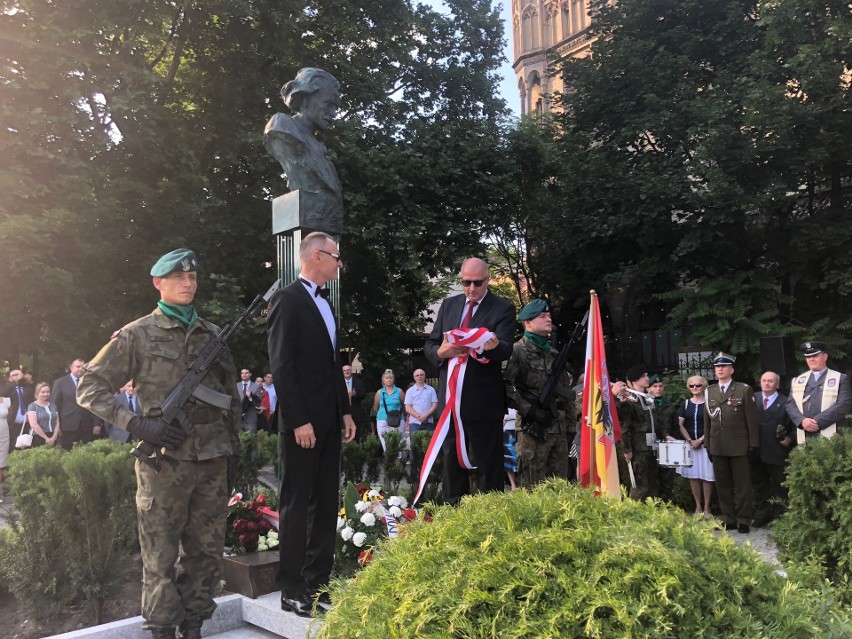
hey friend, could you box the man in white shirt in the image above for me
[405,369,438,433]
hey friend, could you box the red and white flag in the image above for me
[579,291,622,499]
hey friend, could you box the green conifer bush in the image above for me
[0,440,137,623]
[772,432,852,604]
[317,480,851,638]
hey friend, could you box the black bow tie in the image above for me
[300,278,330,299]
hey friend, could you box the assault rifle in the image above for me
[525,309,590,439]
[132,279,281,471]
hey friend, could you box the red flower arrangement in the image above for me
[226,492,278,554]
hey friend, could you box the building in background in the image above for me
[511,0,594,115]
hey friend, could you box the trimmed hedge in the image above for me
[317,480,851,638]
[0,440,137,623]
[773,431,852,603]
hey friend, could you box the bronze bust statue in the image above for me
[264,68,343,234]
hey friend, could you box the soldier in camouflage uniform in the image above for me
[78,249,241,639]
[614,365,669,500]
[504,299,572,488]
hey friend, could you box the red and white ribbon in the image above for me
[413,327,494,504]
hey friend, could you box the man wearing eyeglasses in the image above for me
[425,257,516,505]
[267,231,357,617]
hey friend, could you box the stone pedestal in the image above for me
[222,552,279,599]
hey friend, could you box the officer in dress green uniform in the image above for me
[504,299,572,488]
[703,352,758,534]
[77,249,241,639]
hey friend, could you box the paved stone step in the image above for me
[240,592,314,639]
[42,592,318,639]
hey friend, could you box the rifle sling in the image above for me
[192,384,233,410]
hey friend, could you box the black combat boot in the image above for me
[178,616,203,639]
[150,628,176,639]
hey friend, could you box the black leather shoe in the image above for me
[752,517,770,528]
[281,592,313,618]
[312,590,332,613]
[737,524,750,534]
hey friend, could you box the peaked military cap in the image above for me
[801,341,827,357]
[150,249,197,277]
[518,299,549,321]
[713,352,736,366]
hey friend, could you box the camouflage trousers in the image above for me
[627,450,659,500]
[136,455,228,629]
[517,430,570,488]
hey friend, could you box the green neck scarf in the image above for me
[524,331,552,351]
[158,301,198,330]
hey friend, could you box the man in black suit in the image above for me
[425,257,516,505]
[268,231,356,617]
[110,381,142,442]
[752,371,795,527]
[342,364,368,439]
[52,358,100,450]
[2,369,34,454]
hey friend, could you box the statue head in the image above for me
[281,68,341,130]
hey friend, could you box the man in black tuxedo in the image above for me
[752,371,795,527]
[52,358,100,450]
[342,364,368,439]
[268,231,356,617]
[2,369,34,454]
[425,257,516,504]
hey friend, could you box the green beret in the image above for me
[518,299,549,321]
[648,374,662,385]
[150,248,197,277]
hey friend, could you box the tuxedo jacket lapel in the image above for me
[295,281,335,359]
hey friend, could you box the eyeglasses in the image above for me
[461,279,486,287]
[688,383,705,388]
[318,249,342,263]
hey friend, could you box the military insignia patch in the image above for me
[797,376,806,383]
[181,258,191,271]
[828,378,837,388]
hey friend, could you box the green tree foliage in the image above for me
[500,0,851,361]
[317,480,852,638]
[0,0,510,375]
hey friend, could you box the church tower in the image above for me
[511,0,595,115]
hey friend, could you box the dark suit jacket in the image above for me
[424,290,516,423]
[756,393,795,466]
[109,391,142,442]
[346,376,368,424]
[704,381,759,457]
[267,280,350,433]
[1,381,34,430]
[51,374,94,434]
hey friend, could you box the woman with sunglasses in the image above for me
[677,375,715,516]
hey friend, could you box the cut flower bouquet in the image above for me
[226,492,279,554]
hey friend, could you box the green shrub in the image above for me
[233,430,266,496]
[0,440,137,624]
[318,480,852,638]
[773,432,852,603]
[256,430,279,475]
[340,436,384,486]
[409,429,442,503]
[379,429,406,494]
